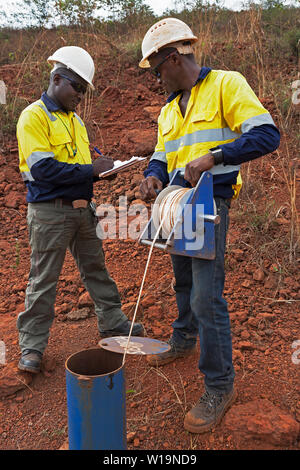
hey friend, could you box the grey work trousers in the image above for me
[17,201,127,353]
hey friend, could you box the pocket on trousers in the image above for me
[31,212,65,252]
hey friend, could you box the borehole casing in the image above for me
[65,347,126,450]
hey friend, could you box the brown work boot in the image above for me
[18,349,43,374]
[146,339,196,367]
[184,388,237,433]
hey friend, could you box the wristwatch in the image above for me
[210,148,223,165]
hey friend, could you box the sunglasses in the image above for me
[151,51,177,78]
[59,74,87,95]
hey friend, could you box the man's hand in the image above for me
[184,153,214,187]
[92,156,114,177]
[139,176,163,200]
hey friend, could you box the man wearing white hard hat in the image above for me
[139,18,280,433]
[17,46,144,374]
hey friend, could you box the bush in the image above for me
[125,39,142,64]
[283,28,300,56]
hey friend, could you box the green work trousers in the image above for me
[17,201,127,354]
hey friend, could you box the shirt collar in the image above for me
[41,91,64,113]
[166,67,212,103]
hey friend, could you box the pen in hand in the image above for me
[94,146,103,156]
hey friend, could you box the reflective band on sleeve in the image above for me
[21,171,35,182]
[150,151,167,163]
[169,163,240,180]
[26,151,55,169]
[241,113,275,133]
[165,127,241,154]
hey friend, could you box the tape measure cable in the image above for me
[122,187,191,365]
[121,204,169,365]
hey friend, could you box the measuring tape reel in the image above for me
[140,171,219,259]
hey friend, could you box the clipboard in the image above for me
[99,156,147,178]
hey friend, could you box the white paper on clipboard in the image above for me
[99,156,147,178]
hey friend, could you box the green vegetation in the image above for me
[0,0,299,265]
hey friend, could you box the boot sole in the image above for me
[18,363,41,374]
[184,390,237,434]
[146,347,196,367]
[99,329,145,339]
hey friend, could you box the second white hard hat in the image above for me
[139,18,198,68]
[48,46,95,89]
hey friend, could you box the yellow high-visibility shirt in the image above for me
[18,98,91,183]
[151,70,275,198]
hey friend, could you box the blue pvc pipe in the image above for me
[65,348,126,450]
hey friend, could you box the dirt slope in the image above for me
[0,56,299,451]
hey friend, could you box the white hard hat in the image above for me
[139,18,198,68]
[48,46,95,89]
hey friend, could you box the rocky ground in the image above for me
[0,53,299,451]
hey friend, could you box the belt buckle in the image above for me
[72,199,88,209]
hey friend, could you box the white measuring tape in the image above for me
[121,186,192,365]
[154,187,191,237]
